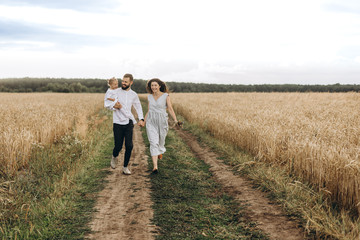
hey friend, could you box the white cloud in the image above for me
[0,0,360,84]
[355,56,360,64]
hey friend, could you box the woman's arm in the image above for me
[144,101,149,123]
[166,95,177,122]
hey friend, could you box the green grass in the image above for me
[140,100,268,240]
[0,109,114,239]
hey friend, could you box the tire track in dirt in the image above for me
[176,128,306,240]
[87,126,156,240]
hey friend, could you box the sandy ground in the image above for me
[176,128,306,240]
[87,126,156,240]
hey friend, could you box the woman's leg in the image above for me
[146,120,161,172]
[158,122,168,155]
[146,122,161,156]
[152,155,158,171]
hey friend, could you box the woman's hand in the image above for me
[138,120,145,127]
[176,120,183,128]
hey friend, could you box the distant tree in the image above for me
[0,78,359,93]
[69,82,83,92]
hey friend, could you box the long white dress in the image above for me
[146,93,169,156]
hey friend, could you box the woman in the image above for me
[144,78,180,174]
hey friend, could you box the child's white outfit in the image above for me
[104,88,118,108]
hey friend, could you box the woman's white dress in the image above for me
[146,93,169,156]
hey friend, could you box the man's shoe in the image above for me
[123,167,131,175]
[110,156,117,169]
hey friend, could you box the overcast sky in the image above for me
[0,0,359,84]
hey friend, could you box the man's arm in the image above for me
[113,102,122,109]
[104,98,117,110]
[133,95,144,123]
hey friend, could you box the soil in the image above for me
[175,128,306,240]
[87,125,157,240]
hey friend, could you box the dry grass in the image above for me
[168,92,360,214]
[0,93,104,177]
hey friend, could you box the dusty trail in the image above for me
[176,128,306,240]
[87,126,156,240]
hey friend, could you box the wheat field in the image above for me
[0,93,104,177]
[170,92,360,212]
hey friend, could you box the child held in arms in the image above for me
[104,77,118,105]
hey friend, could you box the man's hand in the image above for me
[137,120,145,127]
[113,102,122,109]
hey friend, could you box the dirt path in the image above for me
[87,126,156,240]
[176,128,306,240]
[86,123,306,239]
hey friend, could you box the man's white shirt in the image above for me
[104,88,144,125]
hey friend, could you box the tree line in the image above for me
[0,77,359,93]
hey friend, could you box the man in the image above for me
[105,73,144,175]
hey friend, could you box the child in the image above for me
[104,77,118,108]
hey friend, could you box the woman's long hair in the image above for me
[146,78,168,93]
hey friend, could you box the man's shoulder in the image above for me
[129,89,139,95]
[117,88,126,94]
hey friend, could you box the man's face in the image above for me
[121,77,132,90]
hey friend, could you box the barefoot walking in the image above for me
[144,78,181,174]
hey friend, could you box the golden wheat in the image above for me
[0,93,104,177]
[168,92,360,212]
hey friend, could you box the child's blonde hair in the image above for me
[107,77,117,87]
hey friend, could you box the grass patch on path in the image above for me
[140,101,267,240]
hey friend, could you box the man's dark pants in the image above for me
[113,120,134,167]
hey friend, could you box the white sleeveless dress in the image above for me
[146,93,169,156]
